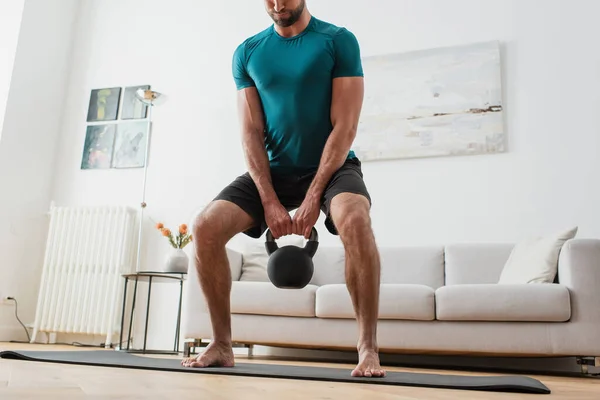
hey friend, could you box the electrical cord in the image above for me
[6,296,129,349]
[6,297,31,343]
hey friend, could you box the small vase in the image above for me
[164,248,189,273]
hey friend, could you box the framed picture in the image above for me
[121,85,150,120]
[81,124,116,169]
[111,121,149,168]
[354,41,505,161]
[87,87,122,122]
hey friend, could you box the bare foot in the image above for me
[352,347,386,378]
[181,342,235,368]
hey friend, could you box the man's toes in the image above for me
[189,361,205,368]
[373,369,385,377]
[351,368,363,377]
[182,358,197,368]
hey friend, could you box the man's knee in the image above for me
[192,211,220,249]
[331,194,372,242]
[192,200,253,248]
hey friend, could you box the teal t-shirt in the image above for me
[232,16,363,175]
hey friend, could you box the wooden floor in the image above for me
[0,343,597,399]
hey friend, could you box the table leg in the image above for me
[127,278,139,351]
[119,277,128,350]
[143,276,153,353]
[174,279,183,352]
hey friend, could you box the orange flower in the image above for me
[161,228,171,237]
[179,224,188,234]
[156,222,164,230]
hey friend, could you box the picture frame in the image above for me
[111,121,150,169]
[81,124,117,169]
[86,87,122,122]
[121,85,150,120]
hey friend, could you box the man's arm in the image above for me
[232,44,293,238]
[238,87,294,238]
[292,28,365,238]
[237,87,278,207]
[304,76,364,202]
[292,76,363,238]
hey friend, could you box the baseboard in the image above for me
[0,328,119,349]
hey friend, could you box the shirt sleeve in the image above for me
[232,43,255,90]
[332,28,364,78]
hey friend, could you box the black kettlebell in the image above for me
[265,227,319,289]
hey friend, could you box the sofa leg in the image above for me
[576,356,600,375]
[183,340,253,358]
[183,341,192,358]
[183,339,203,358]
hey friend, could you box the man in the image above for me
[182,0,385,378]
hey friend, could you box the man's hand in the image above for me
[293,195,321,239]
[264,201,292,239]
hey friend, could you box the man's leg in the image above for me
[329,192,385,377]
[320,158,384,377]
[182,173,263,367]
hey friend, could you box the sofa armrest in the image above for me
[558,239,600,323]
[226,247,243,281]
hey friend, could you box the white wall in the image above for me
[53,0,600,249]
[0,0,80,341]
[10,0,600,350]
[0,0,25,139]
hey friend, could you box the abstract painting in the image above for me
[353,41,505,161]
[121,85,150,120]
[112,121,149,168]
[81,124,116,169]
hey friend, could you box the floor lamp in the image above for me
[134,88,166,272]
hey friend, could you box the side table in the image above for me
[118,271,186,354]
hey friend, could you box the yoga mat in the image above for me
[0,350,550,394]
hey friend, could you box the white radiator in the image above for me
[31,204,138,345]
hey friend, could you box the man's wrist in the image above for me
[305,189,323,204]
[261,194,280,208]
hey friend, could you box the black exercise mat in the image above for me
[0,350,550,394]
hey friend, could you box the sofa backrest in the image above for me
[235,238,516,287]
[444,243,514,285]
[309,246,345,285]
[310,245,445,289]
[379,246,445,288]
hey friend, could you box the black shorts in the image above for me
[213,157,371,238]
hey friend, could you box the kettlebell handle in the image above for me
[265,227,319,257]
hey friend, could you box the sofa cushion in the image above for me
[444,243,514,285]
[238,236,305,282]
[436,284,571,322]
[310,246,445,287]
[498,226,578,284]
[316,284,435,320]
[310,246,346,286]
[379,246,445,288]
[231,282,317,317]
